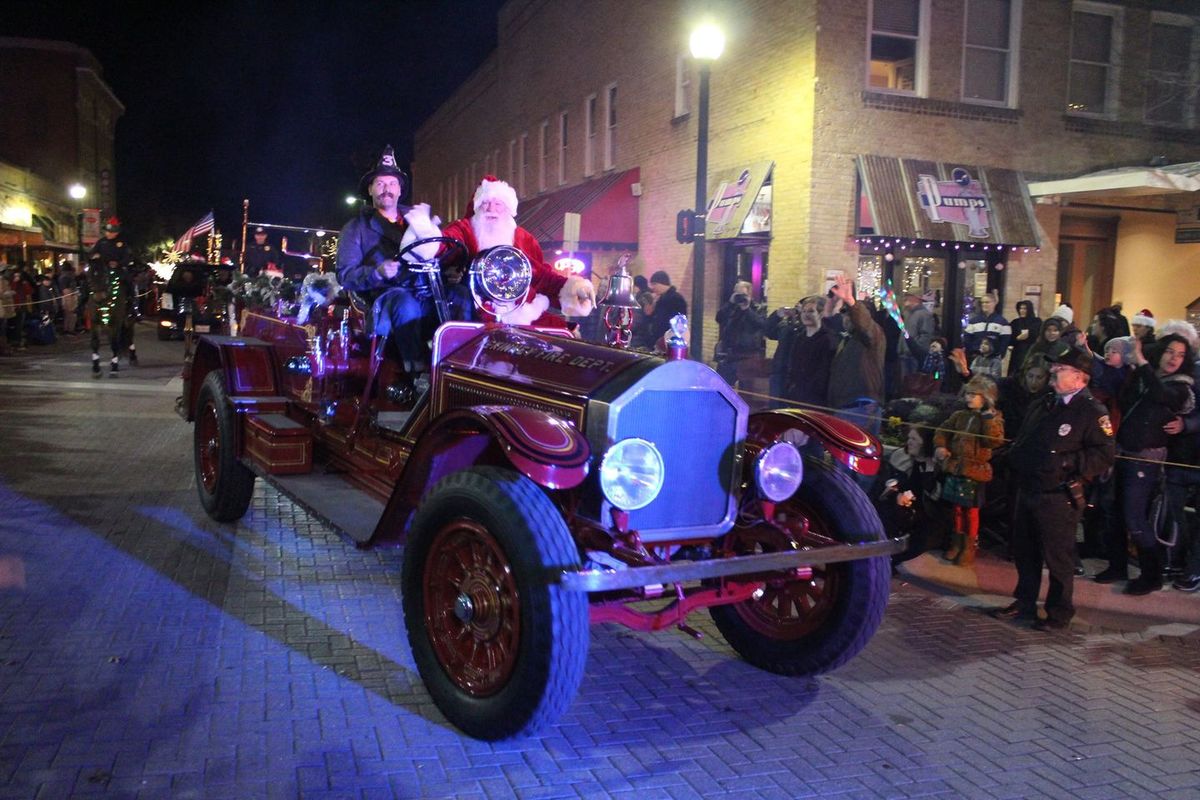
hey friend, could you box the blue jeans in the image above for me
[1166,466,1200,577]
[1116,456,1163,552]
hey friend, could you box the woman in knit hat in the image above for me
[933,375,1005,567]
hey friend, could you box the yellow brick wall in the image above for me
[414,0,1200,351]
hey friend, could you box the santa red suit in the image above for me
[441,176,594,327]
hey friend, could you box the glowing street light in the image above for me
[68,183,87,263]
[345,195,358,206]
[688,20,724,359]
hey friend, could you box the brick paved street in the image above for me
[2,328,1199,799]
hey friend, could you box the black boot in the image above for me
[92,356,101,376]
[128,348,138,365]
[1124,546,1163,596]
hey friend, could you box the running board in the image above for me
[556,536,907,592]
[258,469,384,545]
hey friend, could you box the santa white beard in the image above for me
[472,213,517,251]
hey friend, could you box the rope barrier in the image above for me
[733,386,1200,472]
[8,287,156,308]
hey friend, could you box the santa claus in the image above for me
[441,176,595,326]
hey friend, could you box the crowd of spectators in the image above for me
[0,260,90,353]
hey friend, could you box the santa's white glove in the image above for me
[497,293,549,326]
[559,275,595,317]
[399,203,443,263]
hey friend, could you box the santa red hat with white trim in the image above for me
[1132,308,1156,328]
[472,175,518,216]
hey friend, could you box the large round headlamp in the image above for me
[469,245,532,309]
[599,438,665,511]
[754,441,804,502]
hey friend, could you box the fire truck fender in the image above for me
[745,409,882,477]
[183,336,285,423]
[374,406,591,544]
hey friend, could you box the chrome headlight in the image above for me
[755,441,804,502]
[469,245,532,305]
[599,438,665,511]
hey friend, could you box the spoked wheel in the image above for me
[402,467,587,741]
[193,370,256,522]
[711,457,891,676]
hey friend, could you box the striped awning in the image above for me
[857,155,1040,246]
[516,168,639,249]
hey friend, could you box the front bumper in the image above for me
[557,535,907,592]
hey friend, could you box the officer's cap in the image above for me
[1049,343,1093,376]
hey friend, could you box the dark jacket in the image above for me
[647,286,687,343]
[336,210,411,294]
[1008,315,1041,375]
[1116,364,1195,453]
[714,301,767,360]
[786,325,835,406]
[1007,388,1116,491]
[963,311,1011,357]
[825,301,886,408]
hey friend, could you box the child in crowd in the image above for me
[969,335,1003,380]
[934,375,1005,567]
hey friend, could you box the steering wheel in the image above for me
[395,235,469,271]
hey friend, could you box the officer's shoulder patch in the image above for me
[1098,415,1114,437]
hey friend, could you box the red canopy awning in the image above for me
[516,168,639,250]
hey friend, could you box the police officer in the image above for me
[991,343,1115,630]
[87,216,138,375]
[243,226,276,278]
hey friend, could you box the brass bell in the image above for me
[599,257,640,309]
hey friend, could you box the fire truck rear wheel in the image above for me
[402,467,588,741]
[710,457,890,676]
[193,370,256,522]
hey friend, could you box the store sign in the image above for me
[705,161,773,240]
[1176,206,1200,244]
[916,168,992,238]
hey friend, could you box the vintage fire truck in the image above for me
[180,238,902,740]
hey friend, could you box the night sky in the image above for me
[7,1,506,250]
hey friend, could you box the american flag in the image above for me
[172,212,216,253]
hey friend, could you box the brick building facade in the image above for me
[0,38,123,267]
[414,0,1200,354]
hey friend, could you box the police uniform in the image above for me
[1002,346,1115,627]
[87,219,139,374]
[243,229,275,278]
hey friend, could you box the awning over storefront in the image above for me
[0,224,45,248]
[1027,161,1200,200]
[516,168,639,249]
[857,155,1040,246]
[705,161,773,240]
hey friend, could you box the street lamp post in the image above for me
[689,22,724,359]
[69,183,87,266]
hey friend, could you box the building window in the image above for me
[962,0,1019,106]
[558,111,568,186]
[1145,13,1198,127]
[867,0,929,95]
[674,54,691,118]
[584,93,598,177]
[603,83,617,170]
[538,119,549,192]
[519,133,529,197]
[1067,2,1123,117]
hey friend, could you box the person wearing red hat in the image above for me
[438,176,595,327]
[1131,308,1156,347]
[335,145,451,388]
[86,216,138,375]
